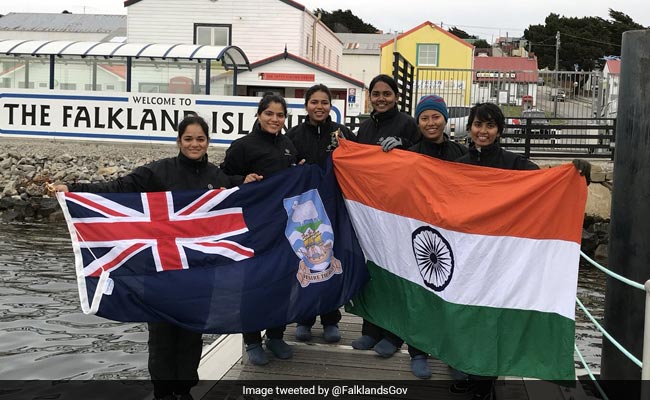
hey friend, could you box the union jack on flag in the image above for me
[58,188,254,316]
[64,188,253,275]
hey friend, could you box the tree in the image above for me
[448,27,475,39]
[473,39,491,49]
[314,8,378,33]
[524,10,644,70]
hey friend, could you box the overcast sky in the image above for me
[0,0,647,41]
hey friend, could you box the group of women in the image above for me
[54,73,590,400]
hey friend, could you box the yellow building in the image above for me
[380,21,474,106]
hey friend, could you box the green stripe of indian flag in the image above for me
[349,261,576,380]
[345,200,580,320]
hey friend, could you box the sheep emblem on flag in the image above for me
[284,189,342,287]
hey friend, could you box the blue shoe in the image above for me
[351,335,377,350]
[295,324,312,341]
[265,338,293,359]
[245,343,269,366]
[373,338,398,358]
[410,355,431,379]
[323,324,341,343]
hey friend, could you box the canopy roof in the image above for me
[0,39,250,70]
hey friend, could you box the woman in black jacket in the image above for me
[453,102,589,399]
[286,84,349,343]
[350,75,420,359]
[221,94,299,366]
[54,114,259,400]
[354,74,420,151]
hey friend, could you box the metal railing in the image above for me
[576,251,649,400]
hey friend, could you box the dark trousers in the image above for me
[243,326,286,345]
[147,322,203,398]
[297,308,342,327]
[407,344,427,358]
[361,319,404,347]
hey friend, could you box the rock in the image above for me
[2,180,17,196]
[97,166,119,176]
[48,210,66,222]
[588,164,605,183]
[585,183,611,219]
[581,228,598,254]
[594,244,609,266]
[25,183,44,197]
[0,158,13,169]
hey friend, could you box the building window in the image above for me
[194,24,231,46]
[60,83,77,90]
[328,49,332,66]
[306,34,311,56]
[417,44,439,66]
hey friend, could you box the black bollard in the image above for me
[600,29,650,394]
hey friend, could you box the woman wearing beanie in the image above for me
[395,94,467,379]
[409,95,468,161]
[354,74,420,151]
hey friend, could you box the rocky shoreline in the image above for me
[0,137,612,264]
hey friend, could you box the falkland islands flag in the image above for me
[333,140,587,381]
[56,160,367,333]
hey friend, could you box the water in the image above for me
[0,221,606,381]
[0,222,150,380]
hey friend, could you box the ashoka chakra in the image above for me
[411,226,454,291]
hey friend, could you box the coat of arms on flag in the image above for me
[284,189,343,287]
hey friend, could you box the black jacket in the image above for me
[286,117,352,166]
[221,124,298,178]
[354,107,420,148]
[409,136,468,162]
[69,152,241,193]
[456,143,539,171]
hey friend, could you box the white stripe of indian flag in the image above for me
[345,199,580,320]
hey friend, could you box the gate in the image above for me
[392,52,415,115]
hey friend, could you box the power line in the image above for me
[560,32,621,47]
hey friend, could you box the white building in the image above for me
[336,33,393,84]
[124,0,364,115]
[0,13,125,42]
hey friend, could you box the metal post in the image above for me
[601,30,650,387]
[553,31,560,117]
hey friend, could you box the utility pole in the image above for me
[554,31,560,72]
[553,31,560,117]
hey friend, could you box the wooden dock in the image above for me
[192,311,593,400]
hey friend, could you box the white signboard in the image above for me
[0,90,345,146]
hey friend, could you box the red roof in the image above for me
[99,64,126,79]
[605,59,620,74]
[250,52,364,88]
[473,56,539,83]
[380,21,473,50]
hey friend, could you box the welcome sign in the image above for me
[0,90,344,146]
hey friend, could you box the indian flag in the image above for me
[333,140,587,381]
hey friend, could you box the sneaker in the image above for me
[373,338,398,358]
[322,324,341,343]
[245,342,269,366]
[410,354,431,379]
[295,324,312,341]
[265,338,293,359]
[351,335,377,350]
